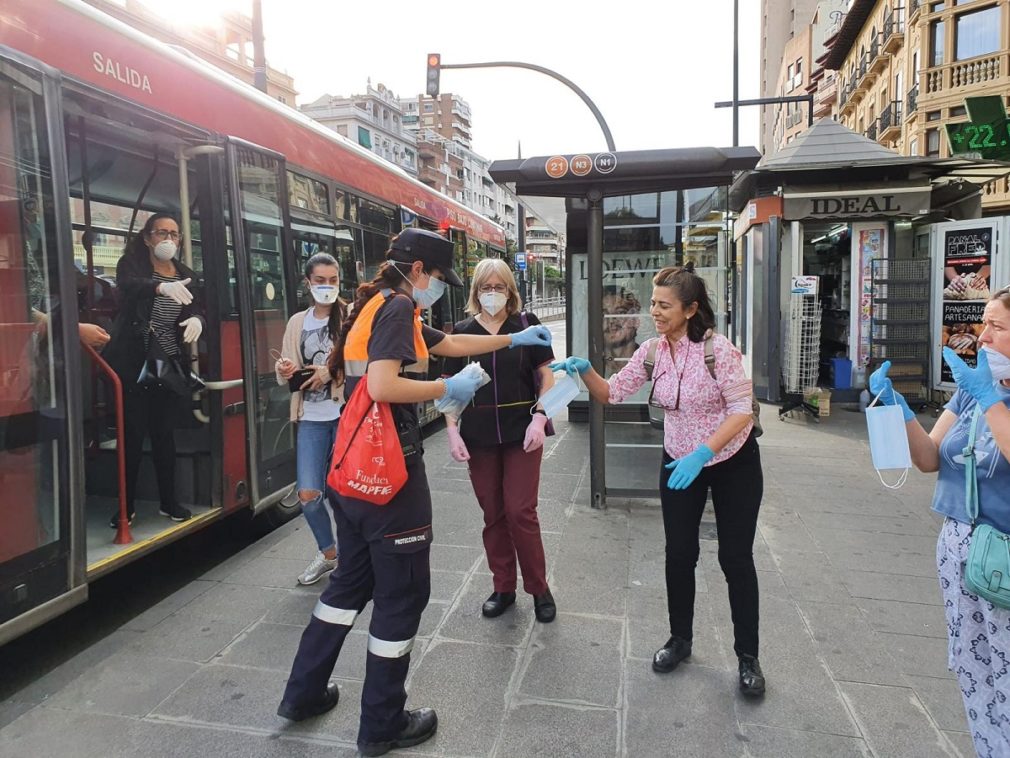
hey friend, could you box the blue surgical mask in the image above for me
[392,262,445,309]
[535,372,581,419]
[982,346,1010,381]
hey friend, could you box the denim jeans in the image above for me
[297,418,338,553]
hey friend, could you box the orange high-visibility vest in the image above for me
[343,289,429,378]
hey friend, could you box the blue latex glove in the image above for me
[442,369,484,407]
[868,360,914,422]
[549,356,591,376]
[943,347,1002,411]
[510,325,552,349]
[664,445,715,490]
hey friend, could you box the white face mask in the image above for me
[479,291,507,317]
[153,240,177,261]
[310,285,339,305]
[983,346,1010,381]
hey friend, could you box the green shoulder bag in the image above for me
[963,404,1010,609]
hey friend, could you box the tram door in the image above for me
[0,57,85,639]
[225,140,298,511]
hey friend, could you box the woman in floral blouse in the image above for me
[553,263,765,696]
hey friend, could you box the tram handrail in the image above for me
[81,344,132,544]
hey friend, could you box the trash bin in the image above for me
[830,358,852,390]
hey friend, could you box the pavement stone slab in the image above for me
[426,543,483,573]
[518,613,623,708]
[495,702,619,758]
[855,597,949,639]
[123,609,255,664]
[170,582,295,625]
[437,583,535,647]
[907,674,970,734]
[119,580,217,632]
[624,660,745,758]
[151,663,362,742]
[842,569,943,605]
[875,632,957,680]
[39,652,199,718]
[838,681,960,758]
[740,724,872,758]
[428,570,469,604]
[796,600,907,687]
[405,640,519,756]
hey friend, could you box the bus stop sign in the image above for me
[515,251,527,270]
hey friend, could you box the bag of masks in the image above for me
[435,362,491,418]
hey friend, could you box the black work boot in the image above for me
[358,708,438,757]
[738,654,766,697]
[533,589,557,623]
[276,682,340,721]
[481,591,516,618]
[652,635,692,673]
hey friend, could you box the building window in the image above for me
[336,124,347,137]
[423,102,433,113]
[787,63,794,91]
[909,138,919,155]
[950,105,967,117]
[927,109,941,121]
[929,1,944,11]
[926,128,941,156]
[955,5,1001,60]
[930,20,945,66]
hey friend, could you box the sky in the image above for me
[146,0,763,162]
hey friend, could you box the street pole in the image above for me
[439,60,616,152]
[587,189,605,509]
[252,0,267,93]
[733,0,739,147]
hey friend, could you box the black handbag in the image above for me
[137,329,204,397]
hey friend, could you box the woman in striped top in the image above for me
[104,213,203,527]
[552,263,766,696]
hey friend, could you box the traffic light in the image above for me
[426,53,441,97]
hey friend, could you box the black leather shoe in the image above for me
[481,591,516,618]
[652,636,692,673]
[533,590,557,623]
[738,655,766,697]
[276,682,340,721]
[358,707,438,757]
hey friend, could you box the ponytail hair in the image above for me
[652,261,716,343]
[327,261,403,385]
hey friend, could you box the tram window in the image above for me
[359,198,396,233]
[362,229,389,281]
[0,73,66,559]
[287,171,329,216]
[334,188,348,220]
[334,226,359,301]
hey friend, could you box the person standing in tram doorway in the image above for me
[443,258,557,623]
[104,213,202,527]
[276,228,553,756]
[553,263,766,696]
[274,253,345,586]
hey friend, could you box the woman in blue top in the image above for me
[872,286,1010,757]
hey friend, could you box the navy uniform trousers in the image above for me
[281,456,432,744]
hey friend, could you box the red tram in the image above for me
[0,0,505,644]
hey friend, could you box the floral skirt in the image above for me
[938,517,1010,757]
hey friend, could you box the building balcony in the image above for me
[878,100,903,140]
[868,39,888,78]
[853,59,872,96]
[983,175,1010,211]
[865,121,878,141]
[906,84,919,119]
[923,53,1009,97]
[881,12,905,56]
[909,0,921,22]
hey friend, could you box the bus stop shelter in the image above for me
[490,147,761,507]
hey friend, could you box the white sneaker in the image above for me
[298,553,338,585]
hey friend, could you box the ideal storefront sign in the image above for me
[783,186,931,220]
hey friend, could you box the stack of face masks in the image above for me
[865,389,912,489]
[535,371,581,419]
[434,362,491,417]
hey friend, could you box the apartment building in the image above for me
[301,83,418,176]
[770,0,1010,213]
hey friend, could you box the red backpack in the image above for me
[327,375,408,505]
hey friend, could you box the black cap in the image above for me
[387,228,463,287]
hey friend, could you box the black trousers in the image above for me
[659,433,763,658]
[282,456,432,745]
[123,385,179,512]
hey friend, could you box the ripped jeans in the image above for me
[296,418,338,554]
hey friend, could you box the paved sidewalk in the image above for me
[0,407,973,757]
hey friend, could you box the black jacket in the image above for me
[102,252,201,387]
